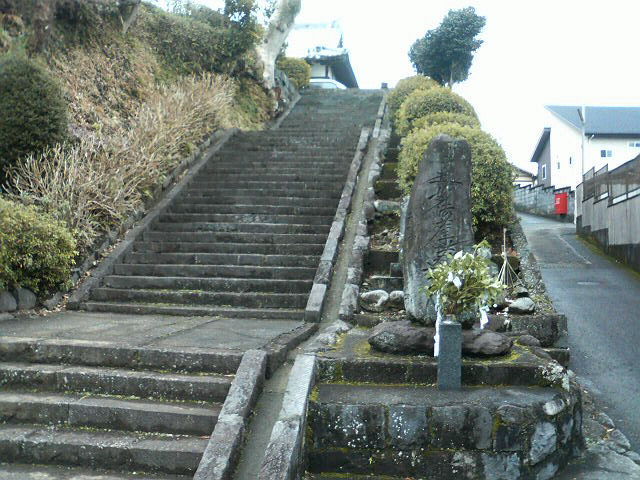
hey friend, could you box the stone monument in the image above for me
[401,134,474,325]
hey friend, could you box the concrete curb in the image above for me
[194,349,268,480]
[263,322,319,377]
[66,128,239,310]
[338,95,391,323]
[304,126,373,322]
[0,336,243,374]
[258,353,317,480]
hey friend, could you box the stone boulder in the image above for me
[369,322,513,357]
[462,330,513,356]
[0,291,17,312]
[388,290,404,309]
[12,287,37,310]
[509,297,536,314]
[360,290,389,313]
[368,321,434,355]
[401,135,474,325]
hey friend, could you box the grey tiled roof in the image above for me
[547,106,640,135]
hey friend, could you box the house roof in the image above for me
[512,164,536,180]
[287,21,358,88]
[530,128,551,163]
[547,105,640,136]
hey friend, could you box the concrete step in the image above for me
[194,172,345,181]
[103,276,312,294]
[0,337,241,374]
[113,263,316,281]
[132,241,325,255]
[81,302,305,320]
[149,222,330,235]
[171,196,337,208]
[142,230,327,244]
[0,463,190,479]
[201,159,349,168]
[186,180,344,190]
[0,391,219,436]
[182,188,341,200]
[157,213,334,226]
[123,252,320,268]
[168,204,336,216]
[0,362,231,402]
[0,424,206,475]
[90,288,309,309]
[374,179,402,200]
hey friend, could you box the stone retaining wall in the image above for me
[514,185,575,223]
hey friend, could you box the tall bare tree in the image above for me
[256,0,301,89]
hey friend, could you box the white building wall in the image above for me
[546,111,640,189]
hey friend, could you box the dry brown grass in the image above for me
[8,73,234,250]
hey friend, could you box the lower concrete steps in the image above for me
[0,463,190,479]
[0,339,241,477]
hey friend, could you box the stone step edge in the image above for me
[0,336,243,374]
[0,390,220,436]
[0,423,207,476]
[0,463,191,480]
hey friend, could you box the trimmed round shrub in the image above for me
[276,57,311,89]
[396,86,477,136]
[398,123,514,236]
[0,197,77,294]
[412,111,480,131]
[387,75,439,118]
[0,54,68,183]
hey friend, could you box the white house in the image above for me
[286,21,358,88]
[530,106,640,190]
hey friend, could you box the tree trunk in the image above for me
[256,0,301,90]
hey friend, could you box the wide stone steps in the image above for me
[132,241,325,255]
[0,463,190,479]
[123,252,319,267]
[0,424,206,476]
[0,362,231,402]
[81,302,305,320]
[171,196,338,208]
[89,288,308,309]
[167,204,336,216]
[181,188,341,200]
[82,88,383,318]
[142,231,327,244]
[102,275,312,294]
[113,264,316,281]
[157,213,334,226]
[0,391,219,436]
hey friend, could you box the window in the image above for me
[600,149,613,158]
[569,156,573,165]
[541,165,547,180]
[557,162,561,170]
[629,141,640,148]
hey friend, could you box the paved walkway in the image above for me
[519,213,640,450]
[0,311,303,352]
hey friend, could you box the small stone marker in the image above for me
[437,319,462,390]
[401,134,474,325]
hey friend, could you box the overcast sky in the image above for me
[161,0,640,173]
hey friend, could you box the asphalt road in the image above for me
[519,213,640,450]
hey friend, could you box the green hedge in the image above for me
[387,75,439,119]
[398,123,514,236]
[412,111,480,131]
[0,197,77,294]
[0,54,68,184]
[395,86,476,136]
[276,57,311,89]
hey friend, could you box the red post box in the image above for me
[555,192,569,215]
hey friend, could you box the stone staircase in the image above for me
[0,339,237,479]
[81,89,382,319]
[0,90,384,478]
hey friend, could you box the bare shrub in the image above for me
[8,73,234,251]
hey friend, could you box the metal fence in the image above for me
[581,154,640,205]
